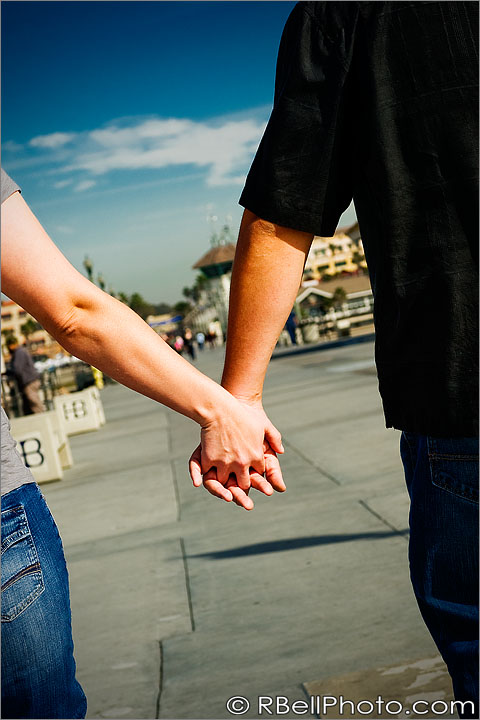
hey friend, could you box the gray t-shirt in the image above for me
[1,168,36,496]
[1,168,20,203]
[1,408,35,495]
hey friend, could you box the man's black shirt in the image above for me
[240,1,478,437]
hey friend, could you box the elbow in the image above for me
[52,294,103,353]
[53,304,83,351]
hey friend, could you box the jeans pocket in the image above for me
[1,504,45,622]
[427,436,479,504]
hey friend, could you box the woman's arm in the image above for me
[1,192,284,500]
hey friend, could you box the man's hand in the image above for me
[189,442,286,510]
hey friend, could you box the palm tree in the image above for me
[20,318,40,348]
[2,330,16,347]
[352,250,363,266]
[83,256,94,282]
[173,301,192,317]
[332,287,347,308]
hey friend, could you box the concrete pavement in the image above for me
[42,340,449,719]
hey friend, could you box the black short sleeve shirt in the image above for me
[240,1,479,437]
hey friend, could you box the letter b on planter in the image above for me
[54,390,101,436]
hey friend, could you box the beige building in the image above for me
[296,274,373,317]
[303,221,367,281]
[1,300,60,358]
[295,274,374,341]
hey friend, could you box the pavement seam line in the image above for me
[180,537,196,632]
[155,640,163,719]
[282,438,342,486]
[358,499,409,540]
[167,411,182,522]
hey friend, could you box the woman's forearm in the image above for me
[0,191,233,425]
[55,291,233,425]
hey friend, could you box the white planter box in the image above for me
[88,386,106,425]
[10,413,64,484]
[302,323,320,343]
[54,389,101,436]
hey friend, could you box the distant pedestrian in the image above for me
[165,333,176,351]
[6,337,45,414]
[285,309,298,345]
[183,328,196,361]
[174,335,184,353]
[195,331,205,351]
[206,330,216,349]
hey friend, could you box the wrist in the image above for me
[220,380,263,407]
[191,380,238,427]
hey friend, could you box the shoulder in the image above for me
[1,168,21,205]
[299,1,362,24]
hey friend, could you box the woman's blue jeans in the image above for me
[1,482,87,719]
[401,433,479,719]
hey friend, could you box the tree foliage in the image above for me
[128,292,155,320]
[173,301,192,317]
[21,318,40,343]
[332,287,347,307]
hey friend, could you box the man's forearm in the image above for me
[221,209,313,400]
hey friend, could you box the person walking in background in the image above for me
[183,327,196,361]
[285,309,298,346]
[6,336,45,414]
[195,330,205,351]
[1,168,285,719]
[191,2,478,716]
[173,334,184,354]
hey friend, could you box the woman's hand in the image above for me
[189,442,286,510]
[189,396,286,507]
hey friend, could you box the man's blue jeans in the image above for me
[400,433,479,718]
[1,483,87,719]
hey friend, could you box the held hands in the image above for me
[188,399,286,510]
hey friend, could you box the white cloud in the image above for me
[55,224,74,234]
[2,140,24,153]
[26,112,268,188]
[69,117,265,186]
[89,118,192,147]
[74,179,96,192]
[54,179,73,189]
[30,132,76,149]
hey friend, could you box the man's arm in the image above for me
[221,209,313,402]
[189,209,310,505]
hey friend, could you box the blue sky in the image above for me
[2,1,356,304]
